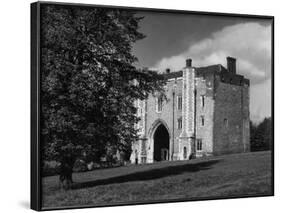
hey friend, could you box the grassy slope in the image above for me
[42,151,272,208]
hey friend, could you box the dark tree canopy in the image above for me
[250,117,272,152]
[40,5,166,187]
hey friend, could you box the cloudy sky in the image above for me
[132,11,272,124]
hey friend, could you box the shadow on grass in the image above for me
[71,159,221,190]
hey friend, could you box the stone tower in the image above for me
[130,57,250,164]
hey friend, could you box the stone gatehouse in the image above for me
[130,57,250,164]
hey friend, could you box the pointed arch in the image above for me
[148,119,171,140]
[147,119,171,162]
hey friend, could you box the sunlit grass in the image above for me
[42,151,272,209]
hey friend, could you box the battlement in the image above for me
[162,57,250,87]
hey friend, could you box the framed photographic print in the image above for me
[31,1,274,211]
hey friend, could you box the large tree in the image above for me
[250,117,272,152]
[41,5,165,189]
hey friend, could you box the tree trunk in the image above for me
[59,160,74,190]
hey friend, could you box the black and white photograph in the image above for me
[31,1,274,211]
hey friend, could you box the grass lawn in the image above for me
[42,151,273,209]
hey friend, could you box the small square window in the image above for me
[177,118,182,129]
[200,116,205,126]
[200,95,205,108]
[224,118,228,127]
[197,139,202,151]
[183,147,187,159]
[177,95,182,110]
[156,96,163,113]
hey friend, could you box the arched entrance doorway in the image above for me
[153,124,170,161]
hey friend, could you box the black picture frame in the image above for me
[31,1,274,211]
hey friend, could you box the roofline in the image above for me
[160,64,250,84]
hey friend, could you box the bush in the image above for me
[73,159,88,172]
[250,117,272,151]
[42,161,60,177]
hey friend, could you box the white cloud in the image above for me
[155,23,271,83]
[250,79,271,123]
[154,22,272,123]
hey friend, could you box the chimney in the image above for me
[186,58,192,67]
[227,56,236,74]
[166,68,170,74]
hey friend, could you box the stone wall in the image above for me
[195,75,215,156]
[242,84,250,152]
[213,75,249,155]
[131,60,250,164]
[144,77,184,162]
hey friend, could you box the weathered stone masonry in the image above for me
[130,57,250,164]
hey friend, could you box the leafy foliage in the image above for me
[40,5,166,176]
[250,117,272,151]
